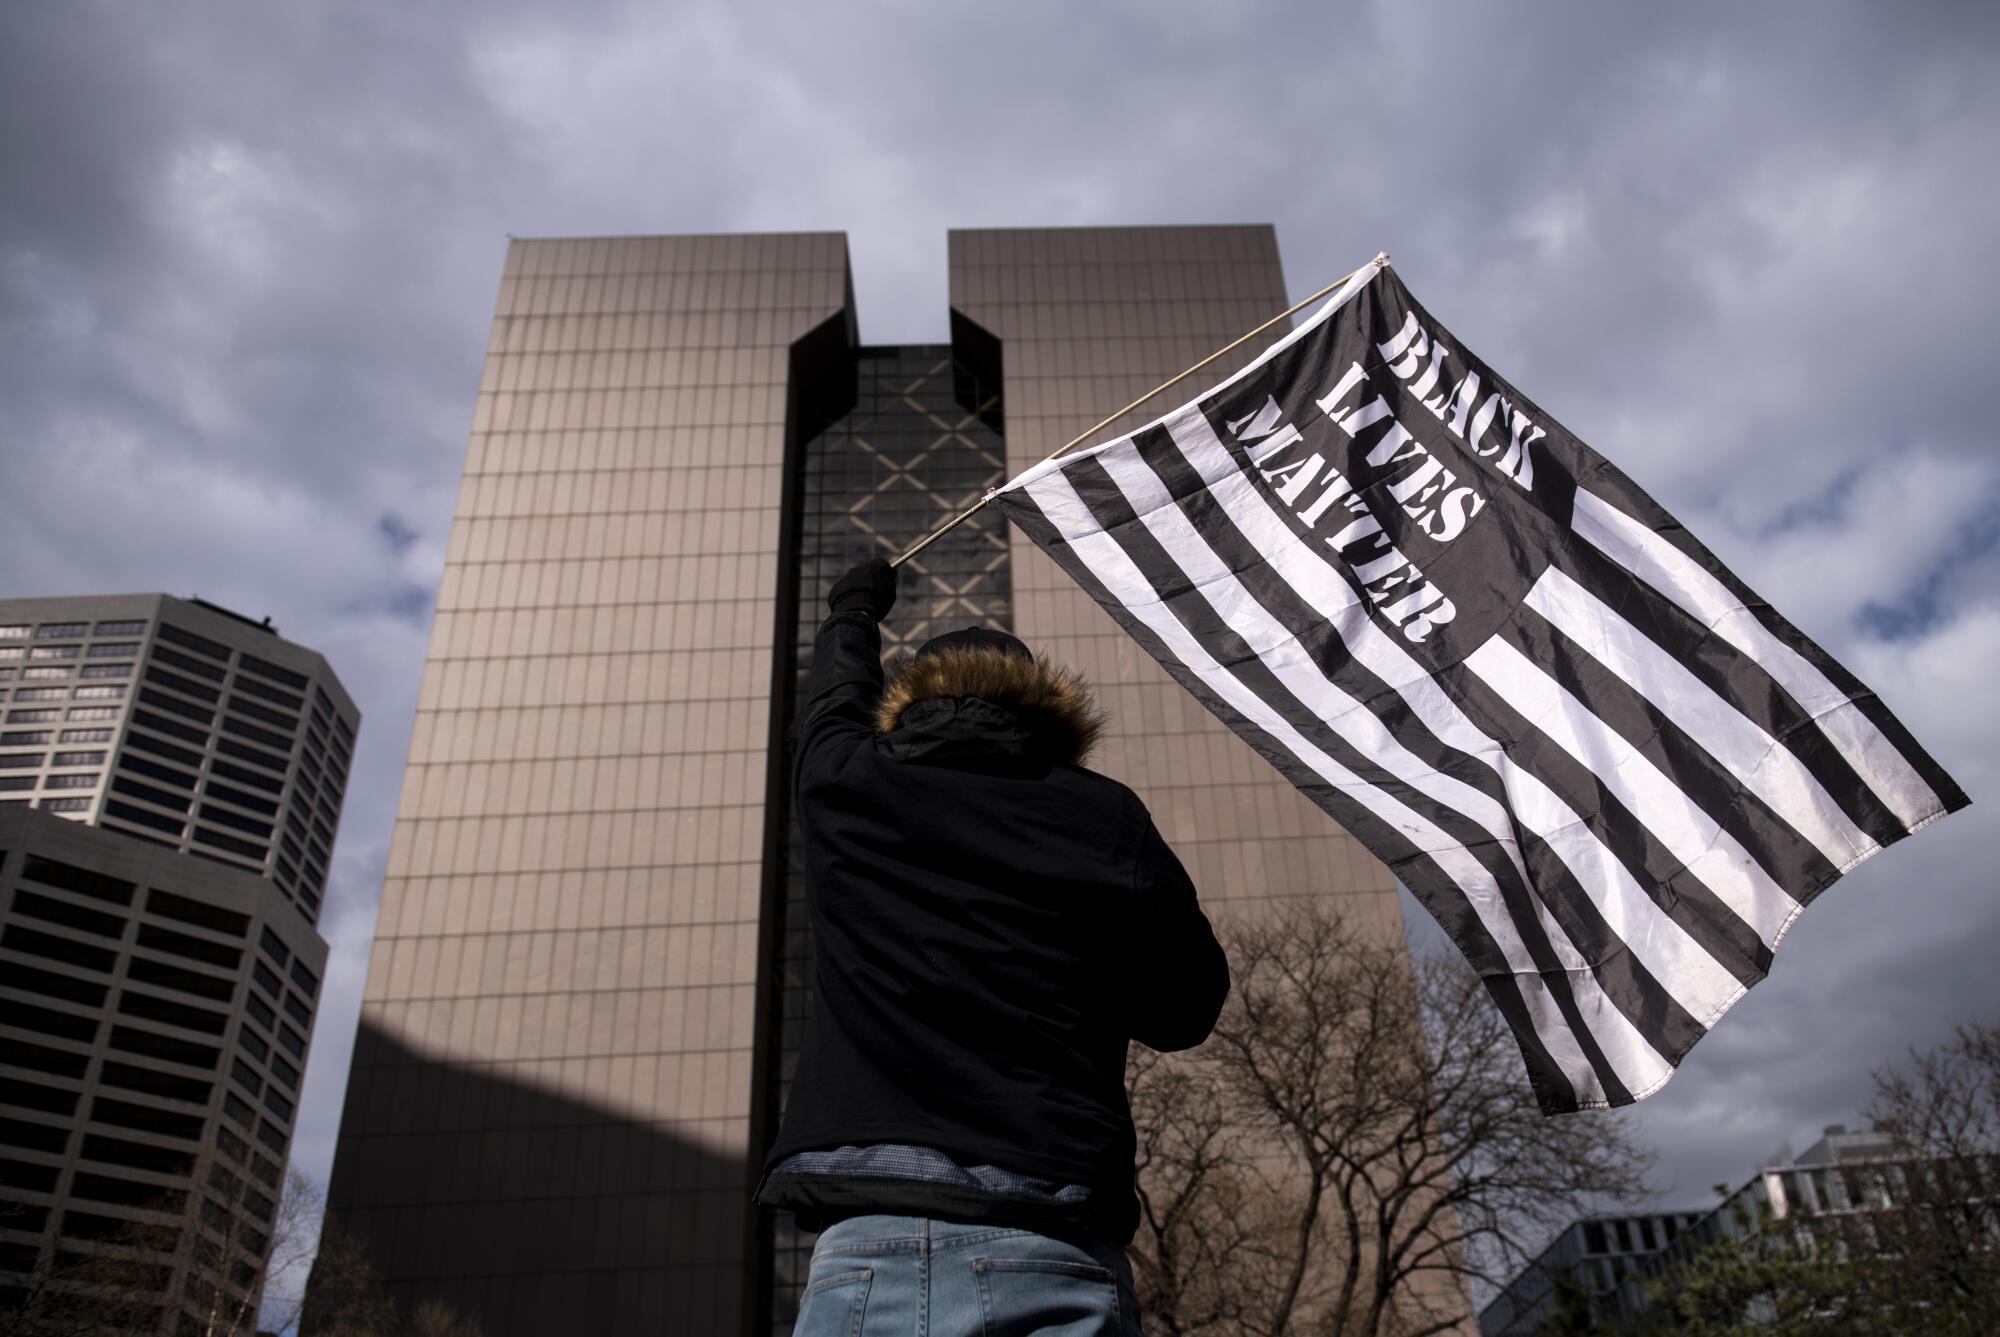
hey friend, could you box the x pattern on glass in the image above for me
[841,357,1010,654]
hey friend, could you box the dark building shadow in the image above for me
[319,1019,747,1336]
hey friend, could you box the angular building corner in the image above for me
[323,227,1447,1336]
[0,593,359,1333]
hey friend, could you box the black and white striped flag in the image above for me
[990,257,1967,1113]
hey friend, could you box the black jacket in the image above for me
[754,609,1229,1242]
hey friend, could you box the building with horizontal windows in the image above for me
[1480,1125,1937,1334]
[1477,1207,1706,1335]
[0,594,356,1333]
[324,227,1427,1335]
[0,595,356,920]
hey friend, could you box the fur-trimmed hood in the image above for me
[874,645,1104,767]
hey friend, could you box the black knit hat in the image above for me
[915,626,1032,663]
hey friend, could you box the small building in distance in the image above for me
[1481,1123,1920,1335]
[1478,1207,1705,1335]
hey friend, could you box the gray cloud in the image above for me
[4,0,1995,1308]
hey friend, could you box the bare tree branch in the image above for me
[1127,901,1652,1337]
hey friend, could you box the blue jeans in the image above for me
[793,1215,1142,1336]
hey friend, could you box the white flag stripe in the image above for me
[1093,443,1529,870]
[1531,972,1672,1102]
[1572,489,1943,831]
[1517,975,1622,1108]
[1028,464,1674,1098]
[1488,726,1749,1026]
[1466,634,1802,947]
[1527,567,1878,871]
[1156,407,1748,1021]
[1025,478,1664,1103]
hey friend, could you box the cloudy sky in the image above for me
[5,0,1996,1290]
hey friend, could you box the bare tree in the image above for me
[1128,901,1652,1337]
[405,1297,487,1337]
[2,1163,477,1337]
[1,1157,325,1337]
[182,1163,324,1337]
[297,1215,400,1337]
[1638,1021,2000,1335]
[0,1189,177,1337]
[1847,1021,2000,1332]
[1129,1043,1268,1335]
[1639,1226,1861,1335]
[299,1215,487,1337]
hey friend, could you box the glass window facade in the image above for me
[760,343,1011,1323]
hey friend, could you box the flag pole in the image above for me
[888,257,1383,569]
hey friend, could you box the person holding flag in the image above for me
[756,556,1230,1337]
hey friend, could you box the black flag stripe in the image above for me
[1552,535,1911,850]
[1441,644,1777,985]
[1494,602,1844,908]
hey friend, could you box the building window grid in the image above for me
[762,345,1010,1330]
[0,860,297,1300]
[83,651,343,906]
[0,643,333,896]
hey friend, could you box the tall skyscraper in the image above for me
[325,228,1412,1336]
[0,593,357,1332]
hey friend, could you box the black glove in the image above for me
[828,557,898,620]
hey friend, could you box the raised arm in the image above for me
[796,558,899,780]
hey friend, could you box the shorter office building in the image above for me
[1481,1123,1949,1334]
[1478,1208,1704,1335]
[0,811,329,1331]
[0,594,356,920]
[1653,1124,1904,1262]
[0,595,355,1333]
